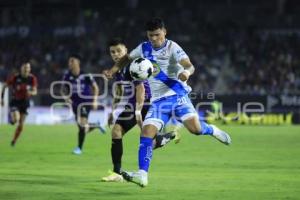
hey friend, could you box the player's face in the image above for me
[68,57,80,71]
[109,44,127,63]
[21,63,31,77]
[147,28,167,48]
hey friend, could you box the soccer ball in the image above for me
[129,58,153,80]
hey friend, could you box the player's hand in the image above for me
[103,70,113,79]
[26,90,33,97]
[108,112,114,128]
[0,100,4,107]
[92,101,98,110]
[135,110,143,130]
[178,71,190,82]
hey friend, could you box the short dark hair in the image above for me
[145,18,165,31]
[69,53,82,61]
[20,60,30,66]
[108,37,126,47]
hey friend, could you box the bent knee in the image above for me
[142,124,157,138]
[187,126,200,135]
[111,124,124,139]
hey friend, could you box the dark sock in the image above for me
[78,126,86,149]
[111,139,123,174]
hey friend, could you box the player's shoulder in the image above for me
[62,70,71,78]
[12,73,22,81]
[6,73,18,83]
[63,70,70,76]
[29,73,37,79]
[167,40,182,50]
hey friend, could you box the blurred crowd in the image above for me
[0,0,299,105]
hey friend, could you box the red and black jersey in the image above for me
[6,73,38,100]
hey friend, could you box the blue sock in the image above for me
[199,121,214,135]
[138,137,153,172]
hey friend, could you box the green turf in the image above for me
[0,125,300,200]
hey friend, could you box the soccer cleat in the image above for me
[211,125,231,145]
[121,170,148,187]
[101,170,124,182]
[72,147,82,155]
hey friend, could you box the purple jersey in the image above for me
[116,65,151,106]
[62,70,96,107]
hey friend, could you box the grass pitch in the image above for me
[0,125,300,200]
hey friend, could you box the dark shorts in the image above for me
[115,100,150,133]
[9,99,30,115]
[72,104,91,119]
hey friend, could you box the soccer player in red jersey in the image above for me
[0,62,37,146]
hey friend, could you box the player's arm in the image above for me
[103,55,132,79]
[91,82,99,110]
[0,83,8,106]
[108,84,123,126]
[27,76,38,97]
[1,75,14,106]
[177,58,195,82]
[135,82,145,129]
[60,82,72,104]
[27,87,37,96]
[113,84,123,109]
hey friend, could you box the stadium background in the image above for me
[0,0,300,125]
[0,1,300,200]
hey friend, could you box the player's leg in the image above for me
[10,110,20,125]
[101,123,126,182]
[142,102,176,149]
[175,95,231,145]
[122,100,171,187]
[182,116,231,145]
[76,116,88,152]
[79,105,105,134]
[9,100,20,125]
[73,104,100,154]
[102,107,136,182]
[11,112,26,146]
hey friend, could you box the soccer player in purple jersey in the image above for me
[102,38,177,182]
[61,54,105,155]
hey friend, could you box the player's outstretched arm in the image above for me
[177,58,195,82]
[103,55,132,79]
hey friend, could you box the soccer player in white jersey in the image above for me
[104,18,231,187]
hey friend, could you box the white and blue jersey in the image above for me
[130,39,191,101]
[129,39,197,130]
